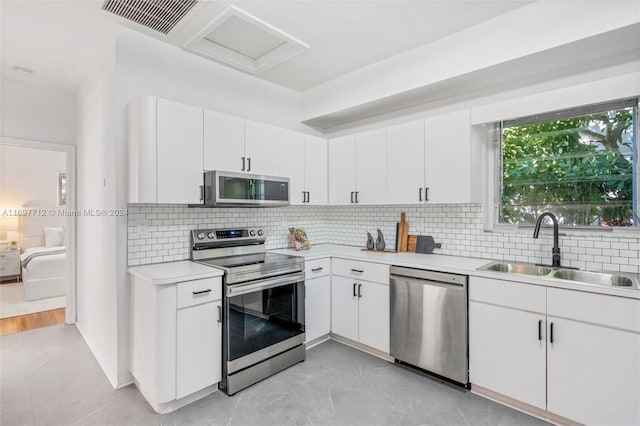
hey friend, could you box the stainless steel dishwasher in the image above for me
[390,266,469,387]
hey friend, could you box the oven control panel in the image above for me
[192,228,265,244]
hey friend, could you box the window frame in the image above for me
[485,98,640,233]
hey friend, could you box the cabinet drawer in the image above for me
[469,276,546,314]
[547,287,640,333]
[177,277,222,309]
[305,258,330,278]
[332,258,389,284]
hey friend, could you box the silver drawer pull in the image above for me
[192,289,212,295]
[351,268,364,273]
[311,267,323,272]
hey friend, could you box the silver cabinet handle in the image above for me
[217,305,222,323]
[311,267,323,272]
[192,289,212,295]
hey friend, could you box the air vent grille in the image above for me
[102,0,197,34]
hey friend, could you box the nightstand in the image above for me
[0,249,21,282]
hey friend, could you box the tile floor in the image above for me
[1,324,549,426]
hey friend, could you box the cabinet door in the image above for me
[304,135,328,205]
[279,129,306,205]
[245,120,280,176]
[331,275,359,342]
[547,318,640,426]
[176,301,222,399]
[156,98,204,204]
[203,110,245,172]
[424,110,471,203]
[469,301,546,409]
[328,136,356,205]
[387,120,425,204]
[355,128,387,205]
[305,275,331,342]
[357,281,390,353]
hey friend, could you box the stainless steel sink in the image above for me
[482,262,553,276]
[478,261,640,290]
[551,269,639,288]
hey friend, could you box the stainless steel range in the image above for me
[191,228,305,395]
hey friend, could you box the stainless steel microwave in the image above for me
[199,171,290,207]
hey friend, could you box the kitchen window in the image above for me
[494,98,639,229]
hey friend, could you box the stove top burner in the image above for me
[190,227,304,284]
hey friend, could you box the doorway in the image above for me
[0,138,76,335]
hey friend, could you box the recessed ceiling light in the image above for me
[12,66,35,77]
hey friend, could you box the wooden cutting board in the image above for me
[398,212,409,252]
[407,235,417,253]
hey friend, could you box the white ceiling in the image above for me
[0,0,532,92]
[228,1,533,91]
[0,1,114,90]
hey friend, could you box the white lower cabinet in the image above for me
[470,276,640,425]
[305,275,331,342]
[176,301,222,399]
[331,275,359,342]
[469,301,546,409]
[304,258,332,342]
[331,259,390,353]
[129,273,222,413]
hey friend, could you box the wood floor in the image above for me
[0,308,65,336]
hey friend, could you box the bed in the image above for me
[20,247,66,301]
[18,207,67,301]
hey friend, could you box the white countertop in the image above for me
[128,260,223,285]
[271,244,640,300]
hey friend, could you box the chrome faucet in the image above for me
[533,212,562,268]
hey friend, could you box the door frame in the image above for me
[0,137,77,324]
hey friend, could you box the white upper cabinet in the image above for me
[129,95,204,204]
[424,110,473,204]
[386,120,425,204]
[156,98,204,204]
[203,110,245,172]
[279,129,306,205]
[355,128,387,205]
[304,135,328,205]
[245,120,280,176]
[328,135,356,205]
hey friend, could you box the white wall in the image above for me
[0,145,66,210]
[75,41,120,388]
[1,79,76,144]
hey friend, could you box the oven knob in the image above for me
[257,229,264,236]
[249,230,256,237]
[207,232,216,239]
[196,232,205,240]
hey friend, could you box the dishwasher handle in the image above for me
[390,265,467,287]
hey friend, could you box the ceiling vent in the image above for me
[184,6,309,74]
[101,0,197,35]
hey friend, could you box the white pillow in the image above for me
[44,227,64,247]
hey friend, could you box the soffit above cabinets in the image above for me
[183,6,309,74]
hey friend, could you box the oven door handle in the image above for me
[226,272,305,297]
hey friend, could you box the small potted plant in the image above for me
[8,240,17,250]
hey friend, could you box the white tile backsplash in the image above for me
[127,203,640,273]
